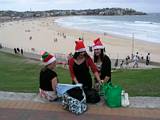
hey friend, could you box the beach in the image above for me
[0,17,160,62]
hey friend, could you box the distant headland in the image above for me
[0,8,146,22]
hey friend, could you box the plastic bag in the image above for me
[84,88,100,103]
[104,83,122,108]
[99,82,108,96]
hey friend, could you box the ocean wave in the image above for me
[55,16,160,43]
[134,21,154,24]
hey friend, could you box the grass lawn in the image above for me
[0,51,160,96]
[112,69,160,96]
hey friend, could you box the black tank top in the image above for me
[73,60,92,90]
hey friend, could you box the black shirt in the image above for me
[73,60,92,90]
[40,67,57,91]
[100,55,111,83]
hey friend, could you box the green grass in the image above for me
[0,52,39,92]
[0,51,72,93]
[0,51,160,96]
[112,69,160,96]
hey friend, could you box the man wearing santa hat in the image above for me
[39,51,59,102]
[93,38,111,86]
[68,40,101,92]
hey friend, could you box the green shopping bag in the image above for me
[104,83,122,108]
[99,82,109,96]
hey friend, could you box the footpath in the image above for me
[1,91,160,109]
[0,91,160,120]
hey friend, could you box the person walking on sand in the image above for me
[39,51,59,102]
[146,53,150,65]
[92,38,111,90]
[133,52,139,68]
[125,57,129,68]
[17,48,20,53]
[0,44,2,49]
[120,60,124,69]
[14,48,17,54]
[114,58,118,69]
[20,48,23,55]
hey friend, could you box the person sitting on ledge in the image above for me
[39,51,59,102]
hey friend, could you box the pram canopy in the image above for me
[56,83,82,97]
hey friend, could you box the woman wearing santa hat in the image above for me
[39,51,59,102]
[93,38,111,85]
[68,40,101,91]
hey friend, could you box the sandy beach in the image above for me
[0,17,160,62]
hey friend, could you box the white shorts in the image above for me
[39,88,57,101]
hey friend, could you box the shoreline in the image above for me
[54,18,160,62]
[0,17,160,62]
[55,15,160,44]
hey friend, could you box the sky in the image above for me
[0,0,160,13]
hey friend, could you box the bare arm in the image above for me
[68,58,79,83]
[51,77,58,91]
[72,77,79,84]
[103,76,110,83]
[94,71,102,84]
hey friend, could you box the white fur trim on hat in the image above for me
[46,57,56,65]
[93,45,105,50]
[75,48,86,52]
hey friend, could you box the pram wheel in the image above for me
[81,103,87,112]
[62,104,68,110]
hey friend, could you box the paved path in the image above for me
[0,91,160,120]
[0,99,160,120]
[1,47,160,69]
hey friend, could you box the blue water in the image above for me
[55,13,160,43]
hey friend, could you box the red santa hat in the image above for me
[93,38,105,50]
[75,40,86,52]
[40,51,56,65]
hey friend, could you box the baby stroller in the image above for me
[56,83,87,115]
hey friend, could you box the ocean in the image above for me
[55,13,160,43]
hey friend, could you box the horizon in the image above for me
[0,0,160,13]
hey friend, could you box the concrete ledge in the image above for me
[0,91,160,109]
[129,97,160,108]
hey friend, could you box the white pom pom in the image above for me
[40,50,46,55]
